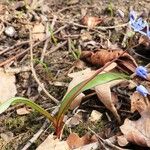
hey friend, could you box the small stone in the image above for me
[89,110,102,122]
[5,26,16,37]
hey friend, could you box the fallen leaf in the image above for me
[0,70,17,104]
[89,110,102,122]
[66,132,91,149]
[32,23,45,41]
[68,68,94,110]
[68,63,117,109]
[117,135,129,147]
[95,79,125,122]
[73,60,86,69]
[36,134,69,150]
[139,35,150,47]
[82,16,103,29]
[81,49,137,73]
[66,112,82,127]
[16,107,31,115]
[130,92,147,113]
[120,92,150,147]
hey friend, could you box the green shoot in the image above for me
[69,38,81,60]
[49,26,57,46]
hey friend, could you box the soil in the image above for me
[0,0,150,150]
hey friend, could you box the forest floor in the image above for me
[0,0,150,150]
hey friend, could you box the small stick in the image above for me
[88,127,126,150]
[46,41,67,55]
[40,15,57,62]
[29,30,59,104]
[0,40,30,55]
[0,25,67,67]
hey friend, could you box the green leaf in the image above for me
[57,72,129,120]
[0,97,55,122]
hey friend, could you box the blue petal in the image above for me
[135,66,148,79]
[129,10,137,23]
[136,85,149,97]
[131,18,147,32]
[129,10,150,38]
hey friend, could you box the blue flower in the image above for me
[129,10,150,38]
[131,18,147,32]
[136,85,149,97]
[135,66,148,79]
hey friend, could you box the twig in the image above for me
[88,127,128,150]
[0,40,30,55]
[0,66,31,74]
[29,30,59,104]
[40,15,57,62]
[0,22,5,36]
[0,25,67,67]
[0,38,47,67]
[46,41,67,55]
[40,23,50,62]
[22,120,49,150]
[22,104,61,150]
[56,20,128,31]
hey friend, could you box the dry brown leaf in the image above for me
[81,16,103,29]
[120,117,150,147]
[120,92,150,147]
[117,135,129,147]
[36,134,69,150]
[81,49,137,73]
[66,113,82,127]
[66,132,91,149]
[67,63,117,110]
[67,68,94,110]
[0,70,17,104]
[32,23,45,41]
[95,79,125,122]
[139,35,150,47]
[130,92,147,113]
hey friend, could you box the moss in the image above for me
[63,119,105,138]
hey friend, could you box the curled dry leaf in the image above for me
[81,49,137,73]
[120,92,150,147]
[68,63,117,110]
[95,79,125,122]
[81,15,103,29]
[66,132,91,149]
[139,35,150,48]
[67,68,94,110]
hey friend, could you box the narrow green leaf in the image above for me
[57,72,129,119]
[0,97,54,122]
